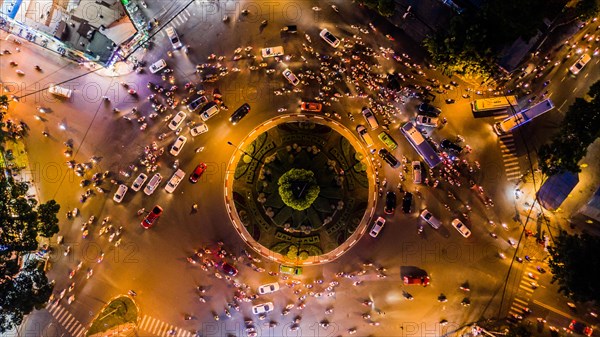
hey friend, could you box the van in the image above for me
[356,125,375,153]
[200,102,220,121]
[149,59,167,74]
[412,161,422,184]
[569,54,591,75]
[48,85,72,98]
[361,107,379,130]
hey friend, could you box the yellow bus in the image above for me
[471,96,518,113]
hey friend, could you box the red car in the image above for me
[141,205,163,229]
[216,261,238,276]
[189,163,207,183]
[301,102,323,112]
[403,275,430,286]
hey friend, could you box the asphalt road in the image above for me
[2,1,600,337]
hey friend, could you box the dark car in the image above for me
[402,192,413,213]
[384,191,396,214]
[378,149,400,168]
[229,103,251,125]
[418,103,442,117]
[189,163,207,183]
[216,261,238,276]
[141,205,163,229]
[440,139,463,153]
[187,95,208,112]
[568,320,593,336]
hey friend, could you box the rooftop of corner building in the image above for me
[0,0,136,64]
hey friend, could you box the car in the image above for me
[149,59,167,74]
[113,184,128,203]
[356,125,375,152]
[200,101,220,121]
[440,139,463,153]
[279,265,303,275]
[282,68,300,86]
[412,161,422,184]
[369,216,386,238]
[143,173,162,196]
[319,28,340,48]
[378,149,400,168]
[384,191,396,214]
[361,107,379,130]
[261,46,284,58]
[420,209,441,229]
[418,103,442,117]
[169,136,187,156]
[257,282,280,295]
[378,131,398,150]
[131,173,148,192]
[189,163,207,183]
[168,111,186,131]
[190,123,208,136]
[569,54,591,75]
[187,95,208,112]
[141,205,163,229]
[402,192,413,213]
[229,103,251,125]
[252,302,275,315]
[165,169,185,193]
[451,219,472,238]
[403,275,430,286]
[301,101,322,112]
[166,26,183,49]
[568,320,593,336]
[216,261,238,276]
[415,115,439,127]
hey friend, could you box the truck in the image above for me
[48,85,72,98]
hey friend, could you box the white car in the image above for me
[569,53,591,75]
[168,111,187,131]
[356,125,375,152]
[451,219,471,238]
[258,282,280,295]
[113,184,128,203]
[131,173,148,192]
[261,46,284,58]
[170,136,187,156]
[252,302,275,315]
[361,107,379,130]
[143,173,162,196]
[319,28,340,48]
[415,115,439,127]
[369,216,386,238]
[190,123,208,136]
[166,26,183,49]
[282,68,300,86]
[420,209,441,229]
[149,59,167,74]
[165,169,185,193]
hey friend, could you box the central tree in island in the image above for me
[278,169,320,211]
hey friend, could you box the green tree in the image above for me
[356,0,396,17]
[547,231,600,302]
[278,169,320,211]
[0,95,9,144]
[37,200,60,237]
[574,0,600,20]
[0,175,59,332]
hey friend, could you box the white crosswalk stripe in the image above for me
[138,314,192,337]
[497,129,522,181]
[46,303,85,336]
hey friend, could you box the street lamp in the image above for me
[226,141,268,167]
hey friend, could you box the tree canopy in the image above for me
[356,0,396,17]
[0,95,58,332]
[548,230,600,302]
[424,0,566,78]
[278,169,320,211]
[538,81,600,175]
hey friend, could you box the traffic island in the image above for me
[225,115,376,265]
[86,296,138,337]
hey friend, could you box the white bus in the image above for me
[471,95,518,113]
[493,99,554,135]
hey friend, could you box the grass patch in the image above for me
[87,296,138,336]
